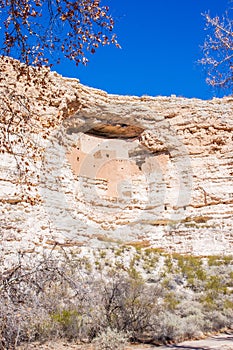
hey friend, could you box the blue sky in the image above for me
[55,0,230,100]
[1,0,230,99]
[58,0,231,100]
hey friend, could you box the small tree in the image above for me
[0,0,119,66]
[200,7,233,91]
[0,1,119,190]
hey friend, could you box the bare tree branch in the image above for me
[0,0,120,67]
[200,8,233,91]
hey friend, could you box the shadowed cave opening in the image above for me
[85,123,144,139]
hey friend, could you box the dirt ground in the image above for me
[18,332,233,350]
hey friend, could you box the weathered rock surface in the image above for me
[0,56,233,260]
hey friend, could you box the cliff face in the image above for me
[1,56,233,260]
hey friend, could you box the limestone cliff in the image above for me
[0,56,233,260]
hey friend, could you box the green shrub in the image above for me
[164,292,180,310]
[50,309,81,339]
[205,275,227,295]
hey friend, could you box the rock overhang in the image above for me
[0,56,233,257]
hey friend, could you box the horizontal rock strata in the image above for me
[0,56,233,261]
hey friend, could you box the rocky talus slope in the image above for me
[0,56,233,262]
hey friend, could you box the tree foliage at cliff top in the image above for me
[0,0,119,66]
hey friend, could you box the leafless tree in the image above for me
[200,6,233,91]
[0,57,62,201]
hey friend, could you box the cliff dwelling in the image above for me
[1,57,233,256]
[66,123,172,218]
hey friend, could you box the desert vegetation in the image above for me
[0,246,233,349]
